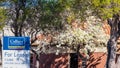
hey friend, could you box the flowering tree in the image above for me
[52,16,109,54]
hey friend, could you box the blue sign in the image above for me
[9,38,24,46]
[3,36,30,50]
[2,36,30,68]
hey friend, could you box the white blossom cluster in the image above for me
[53,16,109,52]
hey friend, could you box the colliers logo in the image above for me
[8,38,25,49]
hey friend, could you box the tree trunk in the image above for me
[14,28,19,36]
[106,37,117,68]
[12,0,26,37]
[106,14,120,68]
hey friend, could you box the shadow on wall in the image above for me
[39,53,69,68]
[79,52,107,68]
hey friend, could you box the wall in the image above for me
[31,52,107,68]
[79,52,107,68]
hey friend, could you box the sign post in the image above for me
[2,36,30,68]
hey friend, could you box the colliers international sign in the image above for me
[2,36,30,68]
